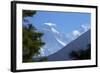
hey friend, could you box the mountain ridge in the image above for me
[47,29,91,61]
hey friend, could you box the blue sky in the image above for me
[23,10,91,56]
[25,11,90,34]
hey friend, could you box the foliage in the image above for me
[32,56,48,62]
[23,10,36,17]
[69,44,91,60]
[22,10,45,62]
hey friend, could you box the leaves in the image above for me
[22,10,45,62]
[23,10,36,17]
[23,24,45,62]
[69,44,91,60]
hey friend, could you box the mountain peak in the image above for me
[47,29,91,61]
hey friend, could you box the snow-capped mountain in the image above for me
[39,23,68,56]
[38,23,90,57]
[47,29,91,61]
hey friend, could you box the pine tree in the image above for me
[23,10,36,17]
[22,10,45,62]
[69,44,91,60]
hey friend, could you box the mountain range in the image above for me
[47,29,91,61]
[38,23,90,56]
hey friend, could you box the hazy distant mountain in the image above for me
[47,29,91,61]
[39,23,70,56]
[39,26,66,56]
[37,22,90,57]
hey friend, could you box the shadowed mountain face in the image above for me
[47,29,91,61]
[39,23,90,56]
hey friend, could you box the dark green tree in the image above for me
[22,10,45,62]
[69,44,91,60]
[23,10,36,17]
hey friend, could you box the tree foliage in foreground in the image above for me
[69,44,91,60]
[22,10,45,62]
[23,10,36,18]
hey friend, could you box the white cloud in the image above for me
[44,22,56,27]
[72,30,81,37]
[81,24,90,32]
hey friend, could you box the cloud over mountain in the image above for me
[44,22,56,27]
[72,30,81,37]
[39,22,90,56]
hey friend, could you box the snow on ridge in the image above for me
[39,22,90,56]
